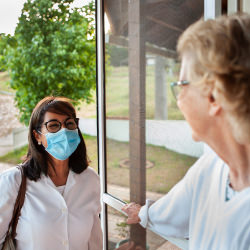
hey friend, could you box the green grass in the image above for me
[0,146,28,164]
[0,135,197,194]
[106,65,184,120]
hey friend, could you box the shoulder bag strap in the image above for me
[5,167,27,240]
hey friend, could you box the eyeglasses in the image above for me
[39,118,79,133]
[170,80,190,100]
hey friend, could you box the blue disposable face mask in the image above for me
[44,128,80,160]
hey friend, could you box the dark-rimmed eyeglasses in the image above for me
[170,80,190,100]
[39,118,79,133]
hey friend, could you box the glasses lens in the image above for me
[46,121,61,133]
[65,118,78,130]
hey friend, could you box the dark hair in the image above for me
[22,96,89,181]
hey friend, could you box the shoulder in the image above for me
[75,166,100,184]
[84,167,99,180]
[0,166,22,194]
[188,151,222,176]
[183,151,223,189]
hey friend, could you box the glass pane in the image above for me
[105,2,130,201]
[104,0,204,249]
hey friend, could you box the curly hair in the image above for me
[177,13,250,143]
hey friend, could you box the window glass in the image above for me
[104,0,203,248]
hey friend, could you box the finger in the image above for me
[122,202,136,212]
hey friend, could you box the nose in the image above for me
[61,123,67,129]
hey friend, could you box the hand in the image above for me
[116,241,144,250]
[122,202,141,224]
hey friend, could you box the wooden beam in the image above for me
[241,0,250,13]
[228,0,239,14]
[155,56,167,120]
[146,0,169,4]
[108,34,177,59]
[128,0,146,248]
[147,16,183,33]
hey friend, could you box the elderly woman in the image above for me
[0,96,102,250]
[123,14,250,249]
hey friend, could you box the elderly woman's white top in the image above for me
[139,152,250,250]
[0,166,102,250]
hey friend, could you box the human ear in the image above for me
[33,130,42,144]
[208,93,221,116]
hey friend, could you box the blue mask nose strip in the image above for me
[45,128,80,160]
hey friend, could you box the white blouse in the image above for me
[0,166,103,250]
[139,152,250,250]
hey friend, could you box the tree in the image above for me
[0,33,10,72]
[6,0,95,125]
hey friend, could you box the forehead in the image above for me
[43,112,70,122]
[180,52,200,82]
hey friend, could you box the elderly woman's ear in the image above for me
[208,92,221,117]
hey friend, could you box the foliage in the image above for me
[0,34,11,72]
[6,0,96,125]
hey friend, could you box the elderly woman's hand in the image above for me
[122,202,141,224]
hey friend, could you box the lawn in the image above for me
[0,135,197,194]
[76,65,185,120]
[105,65,184,120]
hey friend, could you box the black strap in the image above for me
[4,167,27,243]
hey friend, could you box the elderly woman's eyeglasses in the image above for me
[40,118,79,133]
[170,80,190,100]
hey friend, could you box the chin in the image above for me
[191,133,201,142]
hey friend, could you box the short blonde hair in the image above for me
[177,13,250,144]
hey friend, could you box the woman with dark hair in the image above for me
[0,96,102,250]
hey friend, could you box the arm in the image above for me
[0,168,21,247]
[88,168,103,250]
[88,214,103,250]
[122,160,200,239]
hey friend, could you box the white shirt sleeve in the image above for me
[138,156,206,239]
[0,168,21,247]
[88,171,103,250]
[88,214,103,250]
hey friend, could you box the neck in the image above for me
[48,158,69,186]
[206,127,250,191]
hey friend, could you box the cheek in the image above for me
[177,94,188,116]
[41,136,48,148]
